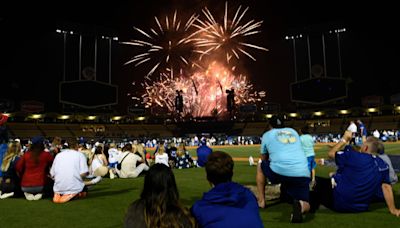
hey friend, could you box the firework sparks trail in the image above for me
[125,3,269,117]
[121,11,201,77]
[142,62,263,117]
[193,1,268,63]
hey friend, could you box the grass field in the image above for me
[0,143,399,227]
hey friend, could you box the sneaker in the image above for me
[109,169,115,179]
[33,193,43,201]
[0,192,14,199]
[24,192,35,201]
[249,156,254,166]
[291,200,303,223]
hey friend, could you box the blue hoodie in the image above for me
[196,144,212,167]
[191,182,263,228]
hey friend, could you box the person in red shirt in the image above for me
[16,136,53,200]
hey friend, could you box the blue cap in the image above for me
[31,136,44,145]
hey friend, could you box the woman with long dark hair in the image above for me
[86,144,108,185]
[16,136,53,200]
[124,164,195,228]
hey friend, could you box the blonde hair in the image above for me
[135,144,145,159]
[1,141,22,172]
[177,144,186,157]
[157,146,165,155]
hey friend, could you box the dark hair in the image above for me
[141,164,195,228]
[300,125,310,134]
[30,142,45,165]
[68,138,79,149]
[205,151,234,185]
[122,143,132,152]
[268,115,284,128]
[94,145,103,155]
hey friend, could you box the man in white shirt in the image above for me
[347,121,357,145]
[373,129,380,139]
[116,151,149,178]
[50,138,89,203]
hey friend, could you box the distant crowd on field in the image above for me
[1,112,400,227]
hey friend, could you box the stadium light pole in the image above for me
[109,37,112,84]
[322,34,327,77]
[285,35,300,82]
[337,32,342,78]
[94,37,97,81]
[63,32,66,81]
[335,28,346,78]
[292,38,298,82]
[306,35,312,79]
[79,35,82,80]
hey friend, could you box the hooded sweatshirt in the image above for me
[191,182,263,228]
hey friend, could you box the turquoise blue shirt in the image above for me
[261,128,310,177]
[300,134,315,157]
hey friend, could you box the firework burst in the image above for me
[121,11,200,77]
[193,1,268,63]
[142,62,262,117]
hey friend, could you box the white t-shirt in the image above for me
[50,149,89,195]
[155,153,169,167]
[347,123,357,133]
[108,148,120,164]
[373,130,380,138]
[90,154,104,175]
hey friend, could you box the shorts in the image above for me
[108,162,118,169]
[307,156,317,172]
[261,160,310,202]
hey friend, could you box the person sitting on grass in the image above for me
[175,144,194,169]
[87,144,108,185]
[115,144,149,178]
[299,125,316,188]
[191,151,263,228]
[0,141,22,199]
[375,141,398,185]
[16,136,54,201]
[310,131,400,216]
[256,115,311,223]
[196,138,212,167]
[133,143,149,166]
[107,143,120,179]
[124,163,196,228]
[155,144,169,167]
[50,138,89,203]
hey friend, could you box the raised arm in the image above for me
[328,130,352,159]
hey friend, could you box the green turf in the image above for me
[1,144,399,227]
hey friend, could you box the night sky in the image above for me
[0,0,397,113]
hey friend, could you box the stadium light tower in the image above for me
[285,34,306,81]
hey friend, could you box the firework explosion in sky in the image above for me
[124,1,268,117]
[142,62,263,117]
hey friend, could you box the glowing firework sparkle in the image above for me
[143,62,262,117]
[125,2,268,117]
[122,11,199,77]
[193,1,269,63]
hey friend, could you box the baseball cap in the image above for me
[269,115,284,128]
[31,136,45,145]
